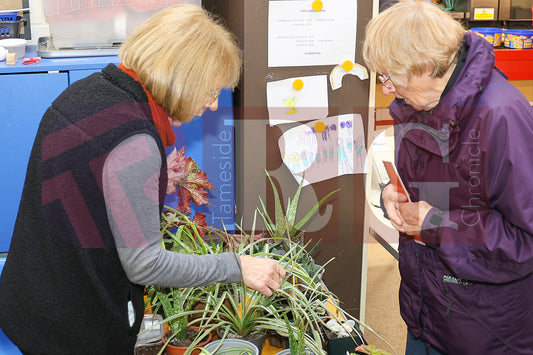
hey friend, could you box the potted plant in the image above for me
[145,207,226,355]
[200,338,260,355]
[274,314,314,355]
[256,171,337,277]
[165,146,214,235]
[147,285,213,355]
[199,279,275,352]
[219,237,333,355]
[149,150,395,355]
[248,172,396,355]
[182,230,328,355]
[322,318,366,355]
[150,200,395,355]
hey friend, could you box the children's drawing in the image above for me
[283,96,298,114]
[330,61,369,90]
[267,75,328,125]
[279,113,368,185]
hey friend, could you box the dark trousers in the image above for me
[405,331,447,355]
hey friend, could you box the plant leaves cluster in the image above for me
[145,171,396,355]
[166,146,214,234]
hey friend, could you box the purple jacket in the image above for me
[389,32,533,354]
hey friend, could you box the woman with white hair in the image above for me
[364,1,533,354]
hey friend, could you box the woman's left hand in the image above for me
[396,201,433,236]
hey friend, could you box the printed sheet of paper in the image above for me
[267,75,329,126]
[279,114,367,185]
[268,0,358,67]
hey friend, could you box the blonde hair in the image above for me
[119,4,242,122]
[363,0,465,85]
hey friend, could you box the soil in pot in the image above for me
[163,327,212,355]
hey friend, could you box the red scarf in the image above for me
[118,63,176,147]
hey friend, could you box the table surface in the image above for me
[0,45,120,73]
[263,338,285,354]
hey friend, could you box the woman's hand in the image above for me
[397,200,433,236]
[239,255,286,297]
[382,184,433,236]
[382,183,409,228]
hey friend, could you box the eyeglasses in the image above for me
[378,73,394,89]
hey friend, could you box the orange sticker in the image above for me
[314,121,326,133]
[342,60,354,72]
[292,79,304,91]
[312,0,323,12]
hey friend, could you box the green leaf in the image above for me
[265,170,288,235]
[285,174,305,228]
[293,188,338,231]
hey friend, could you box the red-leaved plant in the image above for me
[166,146,214,235]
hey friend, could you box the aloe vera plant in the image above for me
[283,314,306,355]
[257,170,338,246]
[254,170,338,280]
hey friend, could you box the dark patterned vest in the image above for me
[0,64,167,354]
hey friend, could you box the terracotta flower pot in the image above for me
[162,327,212,355]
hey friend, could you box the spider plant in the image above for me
[196,238,337,355]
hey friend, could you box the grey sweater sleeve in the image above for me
[102,133,242,287]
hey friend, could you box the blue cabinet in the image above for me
[0,72,69,252]
[0,47,235,252]
[69,69,104,84]
[0,47,121,252]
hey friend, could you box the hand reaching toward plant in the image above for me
[239,255,286,296]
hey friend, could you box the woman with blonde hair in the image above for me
[364,1,533,354]
[0,5,285,354]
